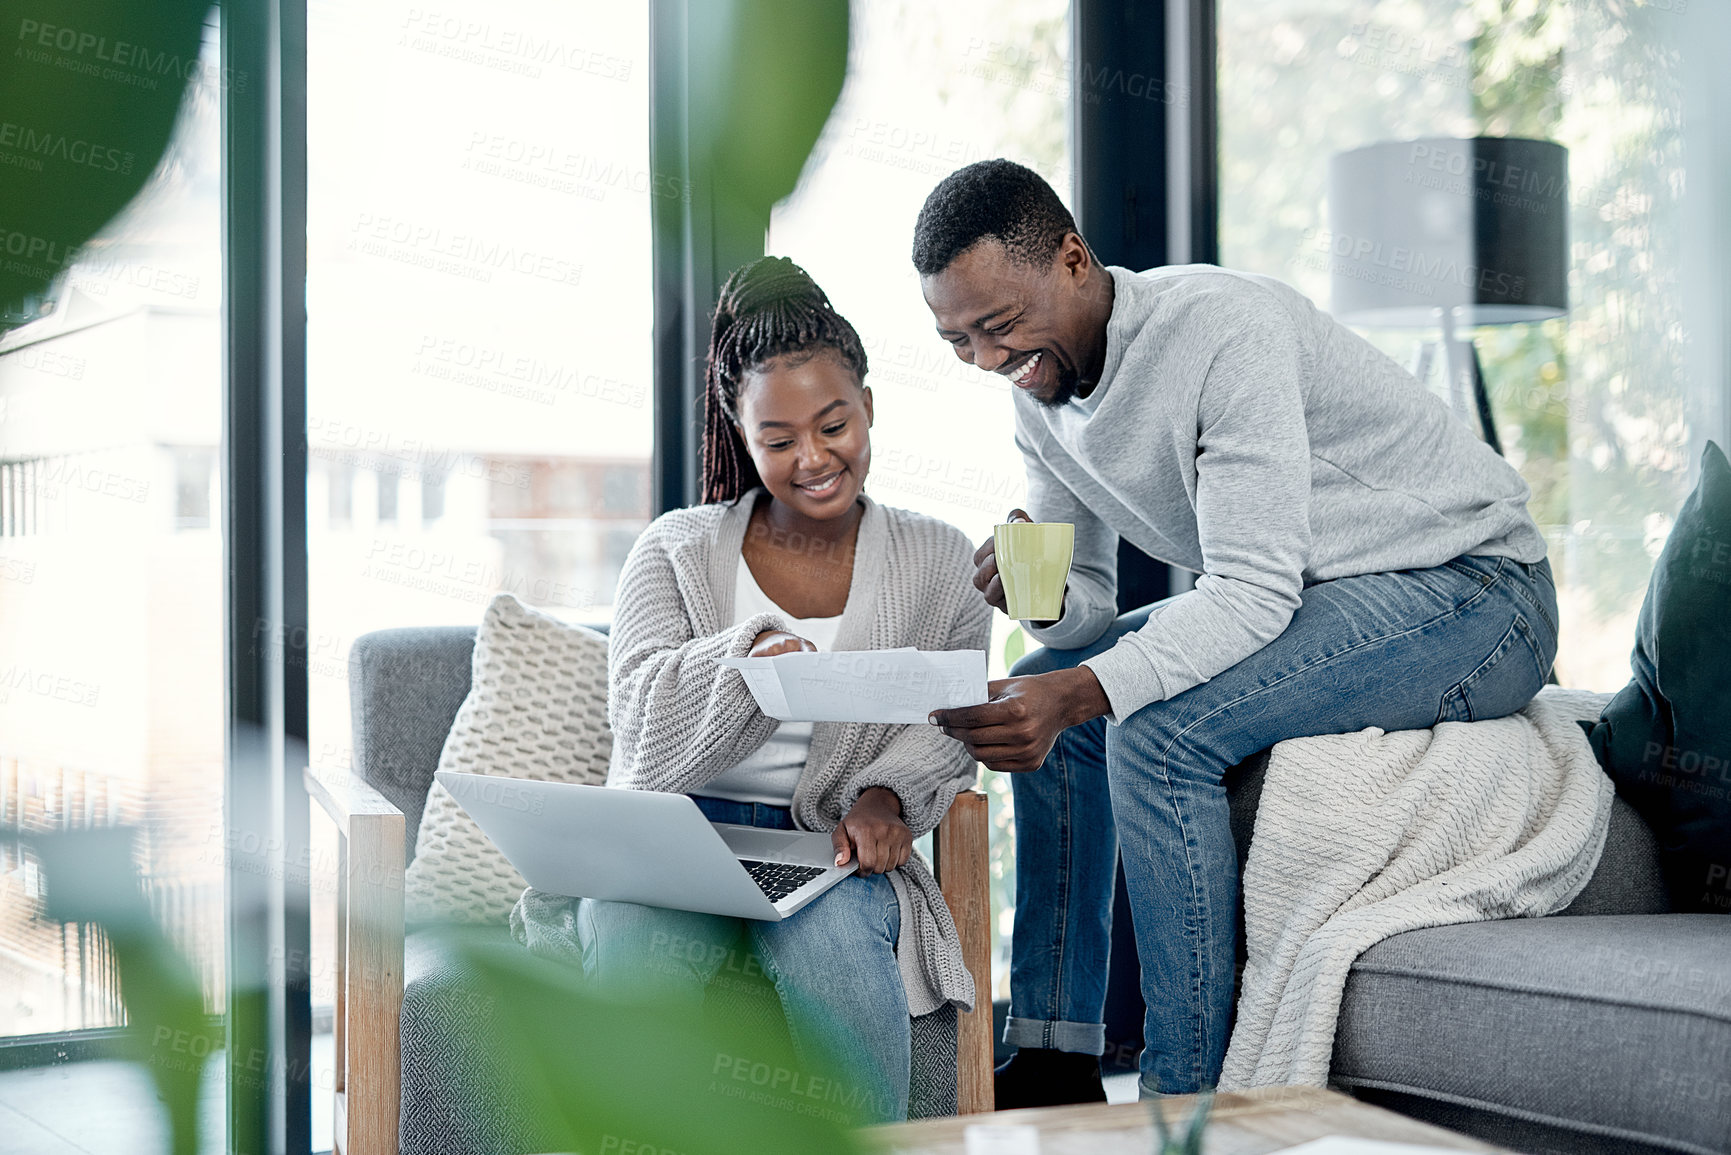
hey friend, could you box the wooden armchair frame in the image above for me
[932,789,994,1116]
[305,765,405,1155]
[306,769,994,1155]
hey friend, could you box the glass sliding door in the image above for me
[0,12,227,1151]
[305,1,654,1136]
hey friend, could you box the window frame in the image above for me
[222,0,311,1151]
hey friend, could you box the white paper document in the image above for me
[1272,1139,1474,1155]
[716,648,988,723]
[961,1122,1040,1155]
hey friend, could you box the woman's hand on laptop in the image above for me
[749,629,818,657]
[831,787,912,876]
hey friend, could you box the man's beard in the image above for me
[1032,356,1085,409]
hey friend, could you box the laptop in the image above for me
[435,771,854,920]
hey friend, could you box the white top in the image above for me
[699,555,844,806]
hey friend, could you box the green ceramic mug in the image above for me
[993,521,1074,621]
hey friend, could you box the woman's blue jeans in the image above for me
[578,795,910,1123]
[1003,554,1559,1096]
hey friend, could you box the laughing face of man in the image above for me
[920,231,1113,409]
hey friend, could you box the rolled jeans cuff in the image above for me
[1002,1014,1106,1056]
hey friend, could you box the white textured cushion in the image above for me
[404,594,612,924]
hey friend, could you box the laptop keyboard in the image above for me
[738,859,828,904]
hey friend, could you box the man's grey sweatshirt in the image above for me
[1019,265,1549,722]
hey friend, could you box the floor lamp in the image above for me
[1328,137,1571,456]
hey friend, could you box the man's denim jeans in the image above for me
[1003,554,1559,1096]
[578,795,911,1122]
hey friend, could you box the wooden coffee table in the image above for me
[867,1086,1509,1154]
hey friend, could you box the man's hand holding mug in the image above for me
[940,508,1106,772]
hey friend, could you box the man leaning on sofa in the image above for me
[910,160,1723,1122]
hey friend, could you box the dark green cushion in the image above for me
[1582,440,1731,914]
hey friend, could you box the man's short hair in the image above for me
[911,158,1079,277]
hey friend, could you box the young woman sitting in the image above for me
[582,256,991,1123]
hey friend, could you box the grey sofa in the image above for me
[1226,757,1730,1155]
[344,626,1729,1155]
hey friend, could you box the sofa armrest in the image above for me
[932,788,992,1115]
[304,765,405,1155]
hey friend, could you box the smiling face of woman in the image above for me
[733,349,873,524]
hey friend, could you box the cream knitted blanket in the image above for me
[1220,686,1616,1089]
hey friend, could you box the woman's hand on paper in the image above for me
[749,630,818,658]
[832,787,911,876]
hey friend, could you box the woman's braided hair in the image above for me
[702,256,869,505]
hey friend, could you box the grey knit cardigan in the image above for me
[604,487,992,1014]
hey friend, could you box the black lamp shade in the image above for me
[1327,137,1569,327]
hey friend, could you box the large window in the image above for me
[1219,0,1713,692]
[304,0,654,1113]
[769,0,1072,1001]
[0,19,224,1037]
[0,12,227,1144]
